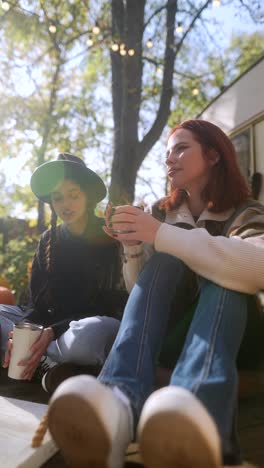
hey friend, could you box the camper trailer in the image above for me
[199,56,264,202]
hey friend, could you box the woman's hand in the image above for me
[104,203,142,246]
[103,205,162,245]
[2,327,55,380]
[13,327,55,381]
[2,331,13,369]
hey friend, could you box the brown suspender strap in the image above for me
[222,200,262,237]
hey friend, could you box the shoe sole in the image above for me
[140,413,220,468]
[140,410,220,468]
[139,387,221,468]
[48,392,111,468]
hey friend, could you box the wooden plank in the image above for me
[0,397,58,468]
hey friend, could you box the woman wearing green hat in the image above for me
[1,153,127,390]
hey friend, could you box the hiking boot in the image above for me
[47,375,133,468]
[138,386,221,468]
[41,362,102,394]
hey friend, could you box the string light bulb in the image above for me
[128,49,135,56]
[157,67,163,74]
[111,43,119,52]
[49,24,57,34]
[146,38,153,48]
[212,0,220,6]
[120,48,127,56]
[2,1,10,11]
[176,22,183,33]
[120,43,125,50]
[92,22,100,35]
[192,88,200,96]
[87,36,94,46]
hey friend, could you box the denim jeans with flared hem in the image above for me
[99,252,247,463]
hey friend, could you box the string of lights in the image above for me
[1,0,221,49]
[1,0,222,96]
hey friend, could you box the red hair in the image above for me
[159,119,251,213]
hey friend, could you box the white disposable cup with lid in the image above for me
[8,321,43,380]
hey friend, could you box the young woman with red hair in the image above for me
[47,120,264,468]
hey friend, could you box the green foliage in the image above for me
[1,234,39,303]
[0,0,112,158]
[226,32,264,76]
[169,31,264,126]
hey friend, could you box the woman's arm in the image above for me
[108,205,264,294]
[122,243,154,292]
[155,224,264,294]
[104,204,154,292]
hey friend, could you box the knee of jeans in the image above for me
[57,334,103,365]
[141,252,192,291]
[147,252,189,273]
[62,318,120,365]
[150,251,181,263]
[62,343,105,366]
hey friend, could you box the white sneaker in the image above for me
[47,375,133,468]
[138,386,221,468]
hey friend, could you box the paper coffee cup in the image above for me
[8,322,43,380]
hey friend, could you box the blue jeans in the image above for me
[99,252,247,461]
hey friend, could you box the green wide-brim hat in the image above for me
[30,158,107,204]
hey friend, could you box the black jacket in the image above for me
[23,216,127,338]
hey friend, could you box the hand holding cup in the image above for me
[103,204,161,245]
[7,322,43,380]
[104,203,144,246]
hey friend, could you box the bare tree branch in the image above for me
[239,0,264,23]
[137,174,160,200]
[138,0,177,159]
[143,55,208,80]
[175,0,211,57]
[144,3,168,30]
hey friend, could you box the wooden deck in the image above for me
[0,367,263,467]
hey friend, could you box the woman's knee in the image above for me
[147,252,186,269]
[57,316,120,365]
[139,252,194,295]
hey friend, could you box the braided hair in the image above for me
[42,206,58,274]
[31,206,58,310]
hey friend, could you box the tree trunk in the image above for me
[109,0,177,204]
[110,0,145,203]
[109,0,213,205]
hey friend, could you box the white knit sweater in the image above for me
[123,203,264,294]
